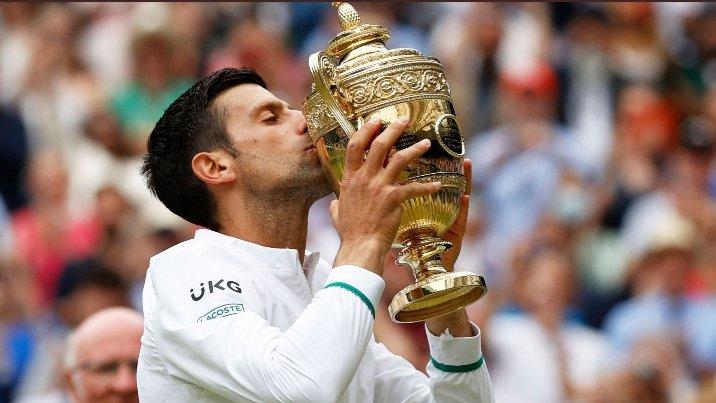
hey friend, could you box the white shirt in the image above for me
[137,229,493,402]
[488,314,608,403]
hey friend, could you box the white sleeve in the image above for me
[152,265,384,403]
[373,323,494,403]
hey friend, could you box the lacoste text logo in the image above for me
[197,303,245,323]
[190,279,242,301]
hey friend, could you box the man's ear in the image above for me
[191,151,237,185]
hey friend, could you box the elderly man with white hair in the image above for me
[61,307,143,403]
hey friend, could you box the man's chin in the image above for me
[291,164,332,195]
[310,169,333,199]
[313,170,333,197]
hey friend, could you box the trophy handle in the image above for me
[308,51,358,138]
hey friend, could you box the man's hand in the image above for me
[331,117,442,276]
[426,159,474,337]
[441,158,473,271]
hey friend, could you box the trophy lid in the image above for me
[325,2,390,59]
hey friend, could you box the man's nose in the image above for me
[111,365,137,395]
[294,110,308,134]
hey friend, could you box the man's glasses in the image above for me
[73,358,138,377]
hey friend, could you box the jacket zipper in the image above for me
[297,255,313,301]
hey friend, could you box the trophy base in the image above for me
[388,271,487,323]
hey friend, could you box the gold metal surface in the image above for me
[389,272,487,323]
[303,2,488,323]
[332,2,361,30]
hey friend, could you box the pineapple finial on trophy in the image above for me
[332,2,362,31]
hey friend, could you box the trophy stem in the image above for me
[390,230,488,323]
[396,231,451,282]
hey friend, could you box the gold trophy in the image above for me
[303,2,487,323]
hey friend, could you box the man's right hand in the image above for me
[330,117,442,276]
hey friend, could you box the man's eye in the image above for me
[96,362,120,374]
[263,113,278,123]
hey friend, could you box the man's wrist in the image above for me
[334,238,389,275]
[426,317,484,373]
[426,309,473,337]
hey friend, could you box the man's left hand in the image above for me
[425,159,475,337]
[441,158,473,272]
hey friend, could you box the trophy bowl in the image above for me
[303,2,487,323]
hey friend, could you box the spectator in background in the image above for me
[606,214,716,381]
[556,5,616,175]
[99,29,197,232]
[429,3,504,136]
[602,84,681,234]
[17,307,143,403]
[17,4,105,152]
[63,308,142,403]
[55,260,130,330]
[91,186,137,265]
[621,115,716,261]
[605,3,668,86]
[164,3,210,80]
[14,263,130,400]
[11,150,100,308]
[206,17,309,108]
[572,84,683,327]
[589,336,694,403]
[83,110,134,159]
[486,246,609,403]
[468,61,592,286]
[119,227,183,311]
[109,31,192,154]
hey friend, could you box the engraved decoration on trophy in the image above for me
[303,2,488,323]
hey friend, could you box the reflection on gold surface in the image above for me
[316,99,466,244]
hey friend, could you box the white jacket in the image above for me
[137,229,494,402]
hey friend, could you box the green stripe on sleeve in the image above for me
[430,355,485,373]
[325,282,375,318]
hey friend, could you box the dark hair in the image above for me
[141,68,267,231]
[56,258,127,301]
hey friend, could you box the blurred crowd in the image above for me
[2,2,716,402]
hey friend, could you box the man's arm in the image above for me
[151,262,384,402]
[371,323,493,403]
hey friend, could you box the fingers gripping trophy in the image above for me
[303,2,487,323]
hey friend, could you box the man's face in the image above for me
[214,84,331,199]
[68,324,142,403]
[522,250,573,314]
